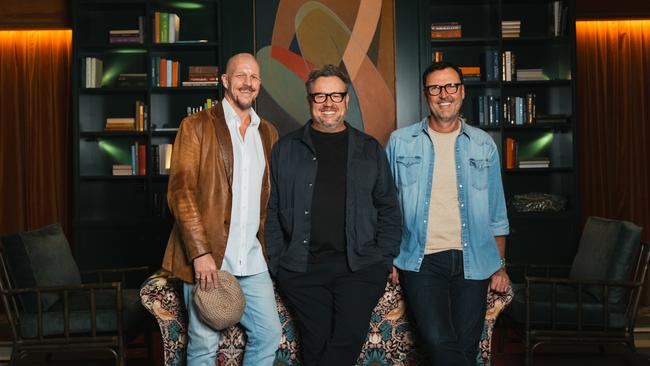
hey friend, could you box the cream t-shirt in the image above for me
[424,125,463,254]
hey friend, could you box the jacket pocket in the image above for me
[469,158,490,190]
[396,155,421,187]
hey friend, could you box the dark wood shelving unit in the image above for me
[421,0,579,264]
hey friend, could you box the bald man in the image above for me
[162,53,281,366]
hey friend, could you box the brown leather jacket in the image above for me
[161,103,279,283]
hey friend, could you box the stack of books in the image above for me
[81,57,103,88]
[518,157,550,169]
[516,69,546,81]
[154,12,180,43]
[536,114,568,124]
[109,17,144,44]
[112,164,132,176]
[182,66,219,87]
[430,22,461,39]
[501,20,521,38]
[105,117,135,131]
[460,67,481,82]
[116,73,146,88]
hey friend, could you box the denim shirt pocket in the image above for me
[396,155,421,187]
[469,158,490,190]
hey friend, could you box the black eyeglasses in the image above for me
[424,83,463,96]
[308,92,348,104]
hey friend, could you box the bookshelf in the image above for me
[71,0,252,269]
[402,0,579,265]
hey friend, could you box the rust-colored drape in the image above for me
[0,30,72,236]
[576,20,650,301]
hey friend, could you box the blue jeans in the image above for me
[183,270,282,366]
[400,250,488,366]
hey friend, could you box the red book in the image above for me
[159,58,167,87]
[138,144,147,176]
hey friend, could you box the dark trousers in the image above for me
[400,250,489,366]
[277,258,387,366]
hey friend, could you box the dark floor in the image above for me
[3,313,650,365]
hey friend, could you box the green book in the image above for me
[160,12,169,43]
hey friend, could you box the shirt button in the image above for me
[464,242,468,246]
[312,157,317,161]
[304,210,309,215]
[308,183,313,187]
[303,240,308,243]
[461,204,465,207]
[457,165,460,169]
[424,219,427,223]
[459,184,463,188]
[462,223,466,227]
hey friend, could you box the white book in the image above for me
[166,59,173,87]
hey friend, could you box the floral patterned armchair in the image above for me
[140,270,512,366]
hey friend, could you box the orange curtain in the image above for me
[576,21,650,301]
[0,30,72,236]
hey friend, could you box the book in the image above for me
[138,144,146,176]
[505,138,517,169]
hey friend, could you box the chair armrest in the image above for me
[525,276,641,288]
[81,266,151,286]
[507,263,571,282]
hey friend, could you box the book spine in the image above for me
[160,12,169,43]
[138,144,146,176]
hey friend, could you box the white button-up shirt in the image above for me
[220,99,267,276]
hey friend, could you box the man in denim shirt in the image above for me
[386,61,510,365]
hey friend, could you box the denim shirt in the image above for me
[386,118,509,280]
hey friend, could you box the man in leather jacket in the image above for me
[162,53,281,366]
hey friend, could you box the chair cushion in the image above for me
[569,217,642,303]
[570,217,622,282]
[507,283,628,329]
[19,288,144,338]
[2,224,82,312]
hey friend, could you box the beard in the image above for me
[227,87,257,111]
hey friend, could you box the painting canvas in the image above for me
[254,0,396,144]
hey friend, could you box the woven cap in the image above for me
[193,270,245,330]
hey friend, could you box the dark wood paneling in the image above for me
[576,0,650,19]
[0,0,69,29]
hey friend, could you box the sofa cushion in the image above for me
[2,224,82,312]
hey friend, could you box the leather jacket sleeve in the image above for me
[167,117,211,262]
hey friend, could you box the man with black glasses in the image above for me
[386,61,510,365]
[265,64,401,366]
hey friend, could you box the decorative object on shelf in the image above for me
[508,192,566,213]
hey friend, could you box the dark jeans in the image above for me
[400,250,489,366]
[277,258,387,366]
